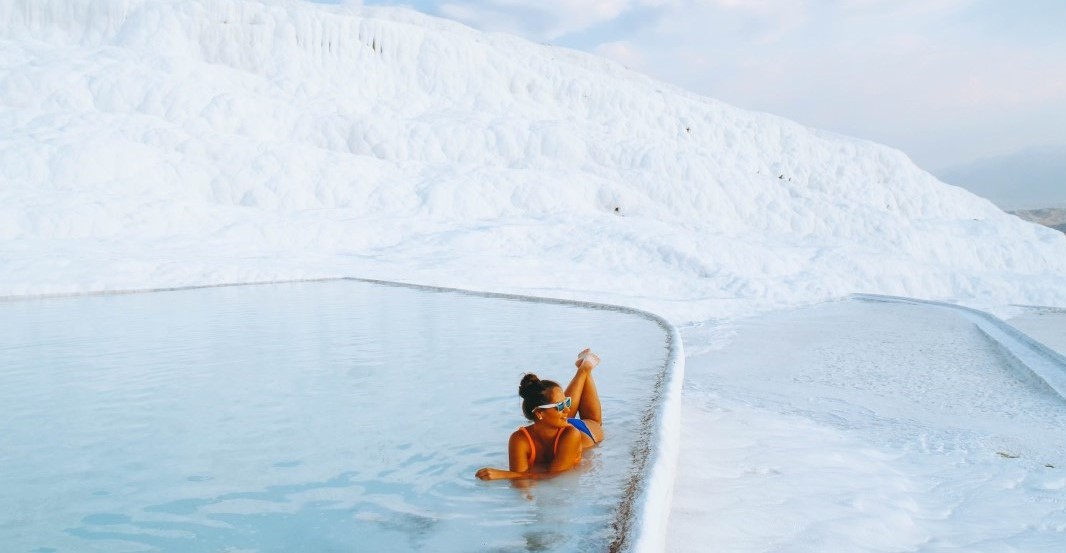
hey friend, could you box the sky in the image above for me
[314,0,1066,208]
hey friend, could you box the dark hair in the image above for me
[518,373,561,421]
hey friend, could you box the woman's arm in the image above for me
[508,431,530,473]
[476,430,534,480]
[475,467,555,480]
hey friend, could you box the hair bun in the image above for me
[518,373,541,398]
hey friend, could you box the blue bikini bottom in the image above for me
[567,418,597,443]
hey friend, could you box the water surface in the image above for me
[0,280,669,552]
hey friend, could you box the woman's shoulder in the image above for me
[509,426,533,442]
[508,426,535,456]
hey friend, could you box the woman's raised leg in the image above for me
[563,349,603,442]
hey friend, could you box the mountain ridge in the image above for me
[1010,208,1066,234]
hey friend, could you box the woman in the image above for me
[475,348,605,480]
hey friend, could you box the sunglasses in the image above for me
[536,396,572,412]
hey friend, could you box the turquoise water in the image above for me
[0,280,669,552]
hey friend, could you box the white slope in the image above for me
[2,0,1065,320]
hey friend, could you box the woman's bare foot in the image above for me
[576,348,600,370]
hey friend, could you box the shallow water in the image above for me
[0,280,669,553]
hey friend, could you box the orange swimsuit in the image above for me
[519,424,581,467]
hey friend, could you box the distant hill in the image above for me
[935,145,1066,211]
[1009,208,1066,234]
[1010,208,1066,226]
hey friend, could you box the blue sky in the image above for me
[311,0,1065,205]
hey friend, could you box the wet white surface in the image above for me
[669,299,1066,552]
[1009,308,1066,359]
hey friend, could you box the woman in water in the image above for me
[475,348,605,480]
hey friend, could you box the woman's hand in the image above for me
[476,467,505,480]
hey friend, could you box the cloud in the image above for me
[586,0,1066,168]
